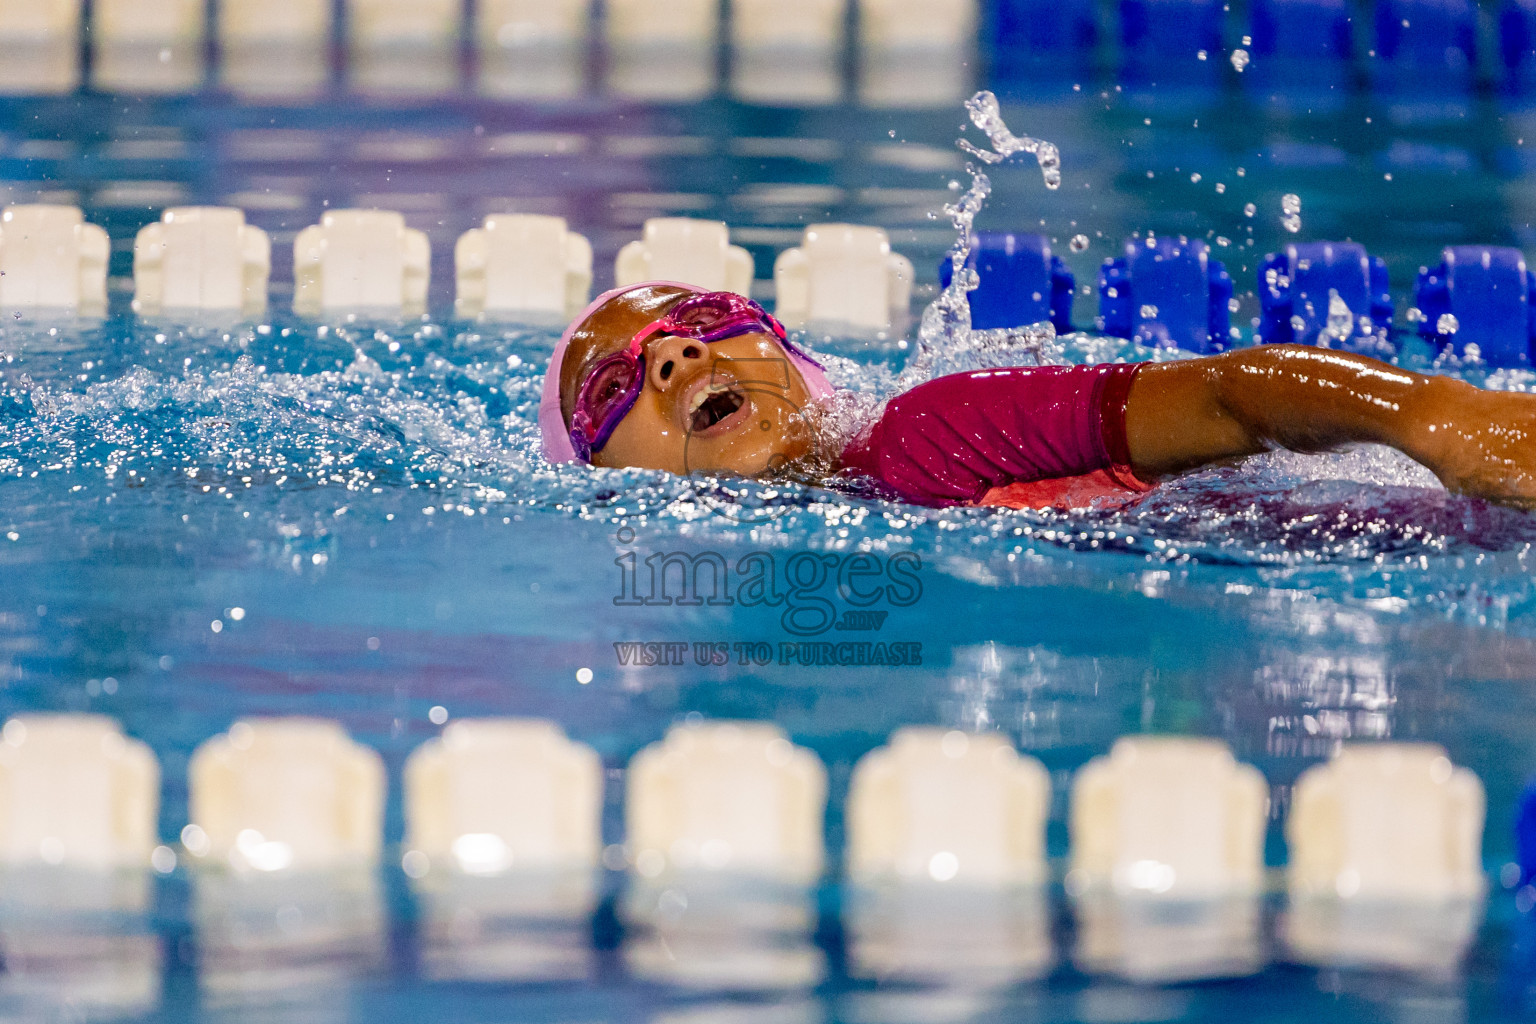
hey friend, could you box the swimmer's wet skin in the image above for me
[543,283,1536,511]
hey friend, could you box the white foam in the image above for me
[614,218,754,295]
[293,209,431,316]
[133,207,270,316]
[187,718,385,870]
[772,223,913,330]
[0,715,158,869]
[846,728,1050,886]
[403,718,602,874]
[456,215,592,319]
[1069,737,1268,897]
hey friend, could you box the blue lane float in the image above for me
[1258,241,1393,353]
[1415,246,1536,367]
[939,232,1074,333]
[1098,235,1232,353]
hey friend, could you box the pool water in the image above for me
[6,33,1536,1024]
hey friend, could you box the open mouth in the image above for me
[686,381,750,436]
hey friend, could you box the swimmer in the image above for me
[540,282,1536,510]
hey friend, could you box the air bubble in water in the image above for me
[1070,234,1090,252]
[1281,194,1301,231]
[1197,49,1208,60]
[1230,49,1250,72]
[1290,315,1307,332]
[1282,214,1301,233]
[1243,203,1256,217]
[1215,182,1226,193]
[1190,172,1202,183]
[1405,307,1424,323]
[1140,304,1159,320]
[1437,313,1460,335]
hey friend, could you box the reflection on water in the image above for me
[1073,893,1264,983]
[478,42,586,100]
[1282,896,1483,975]
[732,46,843,107]
[0,40,78,95]
[349,44,460,98]
[0,867,161,1019]
[413,869,596,982]
[845,884,1053,986]
[222,43,330,101]
[193,868,385,1005]
[92,42,205,95]
[608,43,716,102]
[624,875,823,990]
[858,44,972,109]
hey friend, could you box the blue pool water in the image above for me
[9,27,1536,1023]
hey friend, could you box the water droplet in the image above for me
[1437,313,1460,335]
[1069,234,1090,252]
[1230,48,1250,72]
[1325,289,1354,340]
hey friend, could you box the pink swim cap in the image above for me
[538,281,834,464]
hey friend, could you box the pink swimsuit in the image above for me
[838,363,1152,510]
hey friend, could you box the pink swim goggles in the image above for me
[568,290,821,461]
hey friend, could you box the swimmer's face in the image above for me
[559,286,813,477]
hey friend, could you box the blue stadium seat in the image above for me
[1098,236,1233,353]
[993,0,1098,54]
[1415,246,1536,366]
[990,0,1099,88]
[1518,778,1536,887]
[1258,242,1393,353]
[1251,0,1353,59]
[938,232,1074,333]
[1119,0,1224,86]
[1375,0,1477,89]
[1247,0,1353,101]
[1502,0,1536,93]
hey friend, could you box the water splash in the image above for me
[904,92,1064,389]
[957,91,1062,190]
[1324,289,1354,343]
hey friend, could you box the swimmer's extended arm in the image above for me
[1124,344,1536,505]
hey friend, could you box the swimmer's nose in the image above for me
[645,334,708,393]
